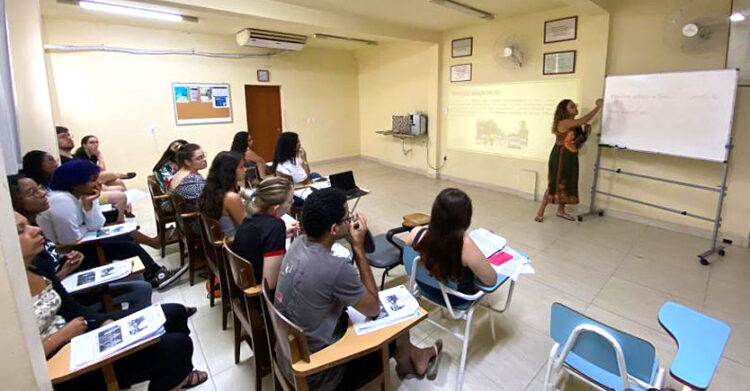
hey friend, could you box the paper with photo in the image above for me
[347,285,420,335]
[62,259,134,293]
[78,222,138,243]
[69,305,166,371]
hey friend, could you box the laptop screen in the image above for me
[330,171,356,190]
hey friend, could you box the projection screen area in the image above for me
[446,79,580,160]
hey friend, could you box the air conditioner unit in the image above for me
[236,28,307,51]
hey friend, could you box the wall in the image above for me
[6,0,57,157]
[437,7,609,199]
[356,42,440,175]
[43,18,361,180]
[598,0,750,244]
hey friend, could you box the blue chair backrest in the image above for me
[403,245,459,291]
[550,303,656,384]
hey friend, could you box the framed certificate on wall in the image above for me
[452,37,473,58]
[543,51,576,75]
[544,16,578,43]
[451,64,472,82]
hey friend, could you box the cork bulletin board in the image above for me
[172,83,233,125]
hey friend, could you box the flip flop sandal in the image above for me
[425,339,443,380]
[556,213,575,221]
[534,215,544,222]
[182,370,208,389]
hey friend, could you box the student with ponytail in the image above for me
[232,177,297,289]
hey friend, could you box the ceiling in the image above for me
[272,0,566,31]
[41,0,568,50]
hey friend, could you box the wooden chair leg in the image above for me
[380,346,390,391]
[178,239,186,266]
[233,314,241,364]
[159,223,166,258]
[189,256,195,286]
[208,269,216,308]
[102,363,120,391]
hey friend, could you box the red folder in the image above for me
[488,251,514,266]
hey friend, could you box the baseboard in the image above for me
[578,206,749,248]
[439,172,536,201]
[360,155,438,178]
[310,155,362,165]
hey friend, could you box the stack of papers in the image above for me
[69,304,166,371]
[487,246,534,281]
[61,259,134,293]
[78,222,138,243]
[347,285,420,335]
[468,228,534,281]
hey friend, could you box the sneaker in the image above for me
[149,264,188,289]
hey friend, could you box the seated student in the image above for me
[271,132,319,184]
[153,139,188,193]
[406,188,497,307]
[35,160,186,289]
[274,189,441,390]
[198,151,245,239]
[74,135,127,187]
[17,212,208,390]
[23,150,129,222]
[9,175,156,317]
[57,127,134,187]
[230,131,267,179]
[169,143,207,206]
[232,177,297,289]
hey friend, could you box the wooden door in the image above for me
[244,85,282,162]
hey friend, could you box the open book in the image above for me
[468,228,507,258]
[69,304,166,371]
[78,222,138,244]
[61,258,135,293]
[346,285,420,335]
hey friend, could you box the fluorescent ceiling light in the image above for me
[313,33,378,46]
[72,0,197,23]
[428,0,494,20]
[730,12,746,22]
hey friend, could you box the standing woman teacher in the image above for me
[535,98,603,222]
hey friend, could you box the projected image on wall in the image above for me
[447,79,580,160]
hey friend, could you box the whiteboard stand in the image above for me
[578,133,732,266]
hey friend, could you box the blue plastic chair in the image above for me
[403,246,515,391]
[543,303,665,391]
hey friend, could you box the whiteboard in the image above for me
[600,70,738,162]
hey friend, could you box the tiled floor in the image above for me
[128,158,750,391]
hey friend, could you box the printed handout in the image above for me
[69,305,166,371]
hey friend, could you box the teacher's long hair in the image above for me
[552,99,573,133]
[414,188,472,283]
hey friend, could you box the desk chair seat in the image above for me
[543,303,665,391]
[367,227,409,290]
[403,245,514,391]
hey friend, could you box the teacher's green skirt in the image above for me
[547,144,579,205]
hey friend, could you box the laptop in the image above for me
[329,171,365,197]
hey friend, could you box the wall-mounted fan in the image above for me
[493,35,524,69]
[664,3,729,51]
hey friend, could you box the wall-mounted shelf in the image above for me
[376,130,428,139]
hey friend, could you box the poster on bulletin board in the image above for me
[172,83,232,125]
